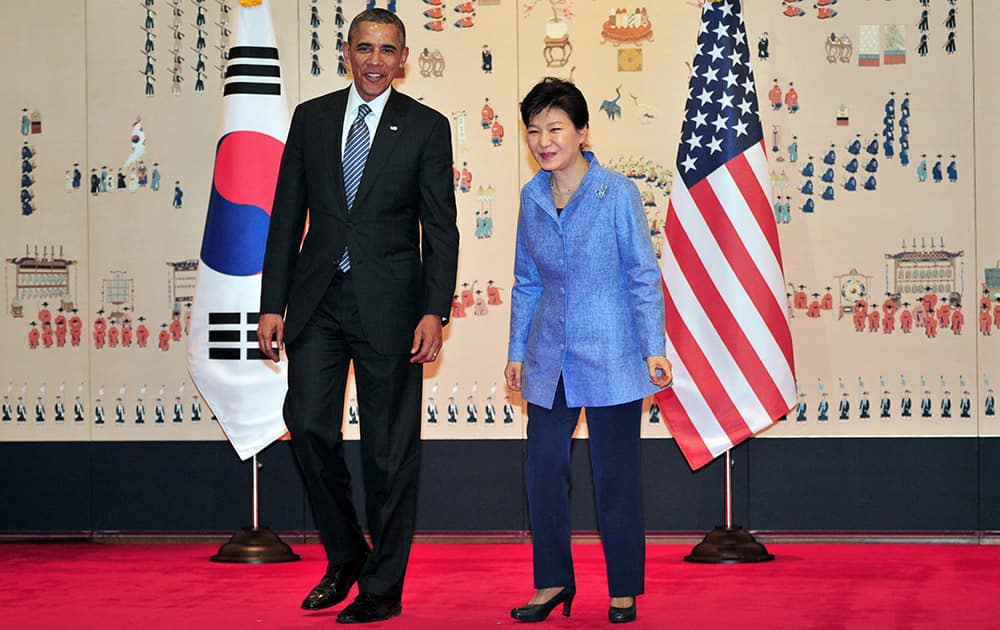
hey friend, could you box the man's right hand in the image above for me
[257,313,285,362]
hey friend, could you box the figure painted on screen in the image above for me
[795,393,807,421]
[947,156,958,182]
[53,395,66,422]
[817,393,829,421]
[648,402,661,424]
[838,393,849,420]
[491,115,504,146]
[599,86,623,121]
[503,396,515,424]
[482,44,493,73]
[348,398,358,425]
[900,390,912,417]
[88,395,104,425]
[191,395,202,422]
[920,391,932,418]
[784,82,799,113]
[172,181,184,208]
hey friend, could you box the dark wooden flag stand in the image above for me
[211,454,300,564]
[684,451,774,564]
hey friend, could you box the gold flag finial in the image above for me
[240,0,263,7]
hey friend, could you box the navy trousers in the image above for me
[526,377,645,597]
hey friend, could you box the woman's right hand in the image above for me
[505,361,523,391]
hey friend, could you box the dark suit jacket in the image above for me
[261,87,459,354]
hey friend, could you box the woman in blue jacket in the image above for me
[505,78,673,624]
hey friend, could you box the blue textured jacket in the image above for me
[508,153,666,409]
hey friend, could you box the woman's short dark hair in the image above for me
[520,77,589,130]
[348,8,406,47]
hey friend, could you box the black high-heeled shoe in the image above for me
[608,600,637,623]
[510,586,576,622]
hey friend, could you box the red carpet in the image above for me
[1,542,998,629]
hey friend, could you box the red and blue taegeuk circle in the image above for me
[200,131,284,276]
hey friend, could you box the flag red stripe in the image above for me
[654,386,714,470]
[666,190,790,417]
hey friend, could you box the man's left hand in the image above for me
[410,315,443,363]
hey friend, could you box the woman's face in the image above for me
[525,107,587,173]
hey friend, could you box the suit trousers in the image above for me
[284,271,423,600]
[526,376,645,598]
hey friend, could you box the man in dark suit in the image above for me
[257,8,458,625]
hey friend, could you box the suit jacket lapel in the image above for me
[351,89,404,213]
[321,89,349,215]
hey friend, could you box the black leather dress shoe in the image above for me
[336,593,402,624]
[300,554,368,611]
[510,586,576,622]
[609,600,637,623]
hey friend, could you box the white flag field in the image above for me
[187,0,289,460]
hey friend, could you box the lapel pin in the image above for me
[596,184,607,199]
[389,125,399,132]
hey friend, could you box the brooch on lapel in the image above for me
[596,184,607,199]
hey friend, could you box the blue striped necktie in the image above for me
[339,103,371,273]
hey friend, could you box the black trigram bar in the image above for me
[224,83,281,96]
[247,313,261,324]
[209,312,241,324]
[228,46,279,60]
[225,64,281,78]
[209,348,241,360]
[246,348,268,360]
[209,330,242,342]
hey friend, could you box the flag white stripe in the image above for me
[224,76,282,84]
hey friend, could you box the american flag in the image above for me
[655,0,796,470]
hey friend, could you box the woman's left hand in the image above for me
[646,356,673,388]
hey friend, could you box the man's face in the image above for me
[346,21,408,102]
